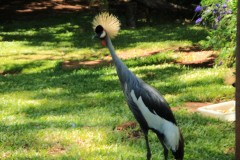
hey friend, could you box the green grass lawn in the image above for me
[0,12,235,159]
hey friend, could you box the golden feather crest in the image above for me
[92,12,121,39]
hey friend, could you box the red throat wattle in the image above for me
[101,40,106,46]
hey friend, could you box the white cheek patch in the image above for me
[130,90,180,151]
[100,31,106,38]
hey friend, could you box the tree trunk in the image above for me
[125,1,137,28]
[235,0,240,159]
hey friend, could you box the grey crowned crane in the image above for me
[92,12,184,160]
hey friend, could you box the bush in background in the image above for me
[194,0,237,67]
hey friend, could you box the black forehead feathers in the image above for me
[95,25,103,34]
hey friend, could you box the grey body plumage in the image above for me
[93,12,184,160]
[106,35,175,123]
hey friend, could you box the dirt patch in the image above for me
[62,48,165,69]
[0,70,22,76]
[0,0,89,12]
[0,0,91,21]
[175,48,217,68]
[48,143,66,155]
[115,121,138,131]
[62,59,111,69]
[116,48,164,59]
[61,46,218,69]
[14,0,89,13]
[115,121,142,139]
[127,130,142,139]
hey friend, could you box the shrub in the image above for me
[194,0,237,67]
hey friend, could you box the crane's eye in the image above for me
[95,25,106,39]
[95,25,103,34]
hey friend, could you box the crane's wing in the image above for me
[135,81,177,124]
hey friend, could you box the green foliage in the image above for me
[195,0,237,66]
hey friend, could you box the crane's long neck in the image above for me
[105,36,132,85]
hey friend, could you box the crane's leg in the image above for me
[143,130,151,160]
[157,134,168,160]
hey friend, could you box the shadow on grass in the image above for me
[136,66,223,94]
[0,63,175,95]
[0,62,231,121]
[0,61,227,101]
[115,24,208,49]
[0,61,47,75]
[0,12,95,50]
[0,11,208,51]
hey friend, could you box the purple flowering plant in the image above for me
[194,0,237,66]
[194,0,233,28]
[195,18,202,24]
[195,5,202,12]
